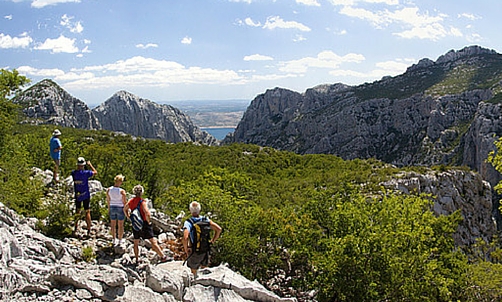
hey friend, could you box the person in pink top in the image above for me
[107,174,127,246]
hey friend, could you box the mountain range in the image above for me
[14,80,217,146]
[13,45,502,190]
[224,45,502,189]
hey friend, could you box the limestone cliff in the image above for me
[14,81,217,145]
[92,91,217,145]
[14,79,100,130]
[224,46,502,189]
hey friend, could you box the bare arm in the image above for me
[141,201,151,224]
[183,228,191,255]
[106,188,111,209]
[87,161,97,176]
[123,201,131,218]
[120,189,127,206]
[210,221,222,244]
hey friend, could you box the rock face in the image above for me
[14,79,100,130]
[92,91,217,145]
[224,46,502,189]
[0,199,296,302]
[14,81,217,145]
[381,169,496,247]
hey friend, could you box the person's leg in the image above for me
[74,209,80,233]
[133,239,140,262]
[110,219,117,241]
[85,209,91,233]
[149,238,165,258]
[53,160,59,181]
[118,220,124,241]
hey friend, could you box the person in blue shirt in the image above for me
[49,129,62,182]
[182,201,222,276]
[71,157,97,237]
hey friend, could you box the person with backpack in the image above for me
[123,185,168,264]
[182,201,222,276]
[107,174,127,246]
[71,157,97,237]
[49,129,62,182]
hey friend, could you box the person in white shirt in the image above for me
[107,174,127,245]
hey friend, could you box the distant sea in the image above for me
[202,127,234,140]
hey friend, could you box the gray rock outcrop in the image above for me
[224,46,502,189]
[14,81,217,145]
[92,91,217,145]
[0,198,297,302]
[14,79,100,129]
[381,169,496,246]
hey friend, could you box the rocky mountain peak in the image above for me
[15,80,218,145]
[14,78,100,129]
[436,45,498,64]
[92,90,217,145]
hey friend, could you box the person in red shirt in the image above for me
[123,184,167,263]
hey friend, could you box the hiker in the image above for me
[71,157,97,236]
[123,185,168,263]
[107,174,127,245]
[49,129,62,182]
[182,201,222,276]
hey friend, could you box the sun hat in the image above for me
[77,157,86,166]
[52,129,61,136]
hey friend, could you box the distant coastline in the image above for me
[202,127,234,140]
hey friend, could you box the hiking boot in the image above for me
[159,255,169,263]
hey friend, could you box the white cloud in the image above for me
[458,13,480,21]
[136,43,158,49]
[329,58,415,79]
[339,5,463,41]
[296,0,320,6]
[81,45,91,53]
[181,36,192,45]
[279,51,365,73]
[0,32,32,48]
[394,24,462,40]
[4,15,13,20]
[250,73,299,82]
[293,34,307,42]
[31,0,81,8]
[34,35,79,53]
[20,56,248,89]
[228,0,252,3]
[244,54,274,61]
[17,66,66,78]
[61,14,83,33]
[329,0,398,5]
[244,17,261,27]
[263,16,311,32]
[375,58,415,73]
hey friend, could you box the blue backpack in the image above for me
[130,199,143,231]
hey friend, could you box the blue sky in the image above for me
[1,0,500,106]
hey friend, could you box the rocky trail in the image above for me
[0,169,304,302]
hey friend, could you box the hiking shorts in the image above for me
[76,199,90,211]
[133,221,154,240]
[187,252,209,270]
[109,206,125,221]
